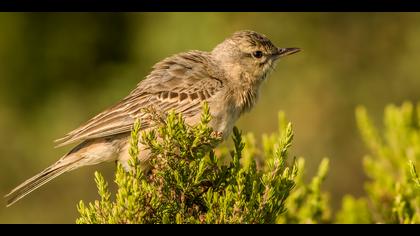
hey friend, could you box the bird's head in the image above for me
[212,30,300,82]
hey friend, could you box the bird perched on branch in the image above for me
[5,30,300,206]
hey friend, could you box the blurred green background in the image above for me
[1,13,420,223]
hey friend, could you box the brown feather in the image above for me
[54,51,224,147]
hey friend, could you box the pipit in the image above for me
[5,30,300,206]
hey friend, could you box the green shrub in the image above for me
[76,105,301,224]
[76,102,420,224]
[336,102,420,224]
[277,157,331,224]
[335,195,371,224]
[247,112,332,224]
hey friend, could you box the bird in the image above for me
[5,30,300,207]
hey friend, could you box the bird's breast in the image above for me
[208,100,241,140]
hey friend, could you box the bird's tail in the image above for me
[5,153,84,207]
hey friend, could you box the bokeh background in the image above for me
[1,13,420,223]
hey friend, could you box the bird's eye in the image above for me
[252,51,263,59]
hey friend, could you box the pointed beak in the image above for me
[273,47,301,59]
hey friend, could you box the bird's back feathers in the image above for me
[55,51,224,147]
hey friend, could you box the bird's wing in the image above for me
[54,51,224,147]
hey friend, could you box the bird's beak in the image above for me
[273,47,301,59]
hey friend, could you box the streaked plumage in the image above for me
[5,30,300,207]
[55,51,224,147]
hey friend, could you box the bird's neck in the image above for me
[232,72,264,115]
